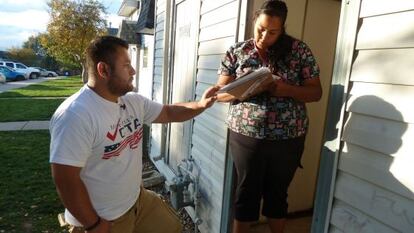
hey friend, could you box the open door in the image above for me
[227,1,342,232]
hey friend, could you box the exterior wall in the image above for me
[191,1,239,232]
[328,1,414,233]
[151,1,240,232]
[150,0,168,158]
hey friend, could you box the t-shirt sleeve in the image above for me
[49,111,93,167]
[140,95,163,125]
[217,45,237,77]
[299,42,320,80]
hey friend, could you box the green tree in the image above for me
[41,0,107,82]
[22,34,60,70]
[7,47,37,66]
[23,34,47,56]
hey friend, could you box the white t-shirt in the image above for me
[49,85,163,226]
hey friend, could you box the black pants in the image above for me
[229,130,305,221]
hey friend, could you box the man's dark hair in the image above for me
[85,36,129,77]
[254,0,293,71]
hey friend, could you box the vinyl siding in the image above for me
[150,1,240,232]
[328,1,414,232]
[150,0,167,158]
[190,1,239,232]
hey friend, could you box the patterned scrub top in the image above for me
[218,38,320,140]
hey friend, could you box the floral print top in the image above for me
[218,38,320,140]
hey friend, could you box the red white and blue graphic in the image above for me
[103,117,143,159]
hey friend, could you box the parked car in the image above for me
[0,65,26,81]
[0,72,5,84]
[30,67,58,77]
[0,61,40,79]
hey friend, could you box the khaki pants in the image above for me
[66,188,182,233]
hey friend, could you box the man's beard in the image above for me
[107,72,133,96]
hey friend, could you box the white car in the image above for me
[31,67,58,77]
[0,61,40,79]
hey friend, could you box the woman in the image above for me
[216,1,322,233]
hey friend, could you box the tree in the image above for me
[41,0,107,82]
[24,34,47,57]
[7,47,37,66]
[22,34,60,70]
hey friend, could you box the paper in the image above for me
[218,67,279,100]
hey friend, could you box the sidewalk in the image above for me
[0,120,50,131]
[0,77,60,93]
[0,77,63,131]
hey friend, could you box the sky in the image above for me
[0,0,123,50]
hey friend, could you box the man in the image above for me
[49,36,218,233]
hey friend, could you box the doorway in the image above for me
[237,0,342,232]
[167,0,200,172]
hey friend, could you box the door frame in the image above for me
[165,0,201,172]
[311,1,361,232]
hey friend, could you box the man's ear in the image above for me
[97,62,110,78]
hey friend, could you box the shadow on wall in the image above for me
[334,94,414,232]
[345,95,411,191]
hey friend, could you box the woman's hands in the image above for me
[268,78,322,102]
[268,79,292,97]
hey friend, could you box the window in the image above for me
[16,63,26,69]
[5,63,13,68]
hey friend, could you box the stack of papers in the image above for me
[218,67,279,100]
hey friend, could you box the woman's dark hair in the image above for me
[254,0,293,70]
[254,0,288,25]
[85,36,129,77]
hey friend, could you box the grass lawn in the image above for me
[0,76,83,98]
[0,131,64,233]
[0,76,83,122]
[0,99,64,122]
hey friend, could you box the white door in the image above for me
[168,0,199,172]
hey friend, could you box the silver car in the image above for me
[31,67,58,77]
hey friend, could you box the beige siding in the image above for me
[347,82,414,123]
[330,200,400,233]
[330,1,414,232]
[334,172,414,232]
[360,0,414,17]
[351,49,414,86]
[356,11,414,49]
[339,144,414,200]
